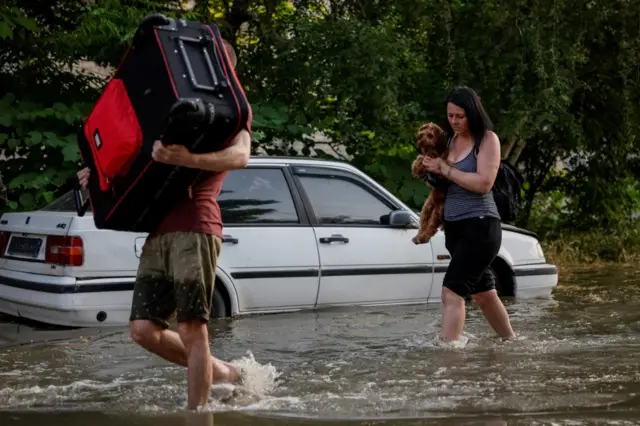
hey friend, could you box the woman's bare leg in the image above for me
[472,289,516,340]
[441,287,466,342]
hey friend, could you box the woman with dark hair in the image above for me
[422,86,516,343]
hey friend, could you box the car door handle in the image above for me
[222,235,238,244]
[319,234,349,244]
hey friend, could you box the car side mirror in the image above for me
[388,210,413,228]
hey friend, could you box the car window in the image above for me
[297,175,392,225]
[40,190,82,212]
[219,168,300,224]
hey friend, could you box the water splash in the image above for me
[205,350,283,410]
[404,331,471,349]
[0,351,283,413]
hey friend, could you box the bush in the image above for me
[541,219,640,266]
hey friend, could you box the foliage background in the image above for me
[1,0,639,262]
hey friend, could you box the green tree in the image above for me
[0,1,94,211]
[0,0,181,212]
[1,0,638,240]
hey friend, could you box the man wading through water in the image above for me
[77,40,251,410]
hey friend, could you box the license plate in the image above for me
[7,236,43,258]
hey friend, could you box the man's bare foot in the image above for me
[222,361,241,383]
[211,358,241,383]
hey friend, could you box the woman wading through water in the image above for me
[422,87,516,343]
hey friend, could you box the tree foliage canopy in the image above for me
[1,0,638,237]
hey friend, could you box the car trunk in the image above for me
[0,211,78,277]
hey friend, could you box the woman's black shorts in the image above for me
[442,216,502,298]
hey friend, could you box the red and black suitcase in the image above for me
[74,13,251,233]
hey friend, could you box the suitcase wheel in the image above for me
[167,99,210,126]
[169,98,200,115]
[137,13,171,37]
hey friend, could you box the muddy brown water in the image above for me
[1,265,639,426]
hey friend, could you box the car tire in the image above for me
[490,262,516,297]
[488,265,501,295]
[211,286,228,318]
[464,265,505,302]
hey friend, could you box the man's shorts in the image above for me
[129,232,222,329]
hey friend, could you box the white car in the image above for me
[0,157,558,328]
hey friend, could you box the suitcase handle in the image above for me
[74,183,90,217]
[177,35,228,94]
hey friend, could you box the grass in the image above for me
[540,221,640,270]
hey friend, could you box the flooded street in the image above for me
[1,265,639,425]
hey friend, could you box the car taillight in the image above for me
[45,236,84,266]
[0,231,8,257]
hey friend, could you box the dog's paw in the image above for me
[412,235,427,245]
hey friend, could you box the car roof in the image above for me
[247,155,354,169]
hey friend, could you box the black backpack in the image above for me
[473,138,525,223]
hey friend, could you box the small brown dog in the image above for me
[411,122,450,245]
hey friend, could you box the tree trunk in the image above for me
[507,140,526,165]
[502,135,517,160]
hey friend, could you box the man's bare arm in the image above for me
[186,129,251,172]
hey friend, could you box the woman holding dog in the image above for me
[421,86,516,343]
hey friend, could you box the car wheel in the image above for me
[211,286,228,318]
[490,262,516,297]
[463,265,511,302]
[487,265,500,294]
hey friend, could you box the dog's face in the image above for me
[417,122,447,155]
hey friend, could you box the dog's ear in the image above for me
[418,134,430,152]
[436,129,448,151]
[416,126,426,150]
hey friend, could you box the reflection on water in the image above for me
[0,265,638,426]
[5,409,640,426]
